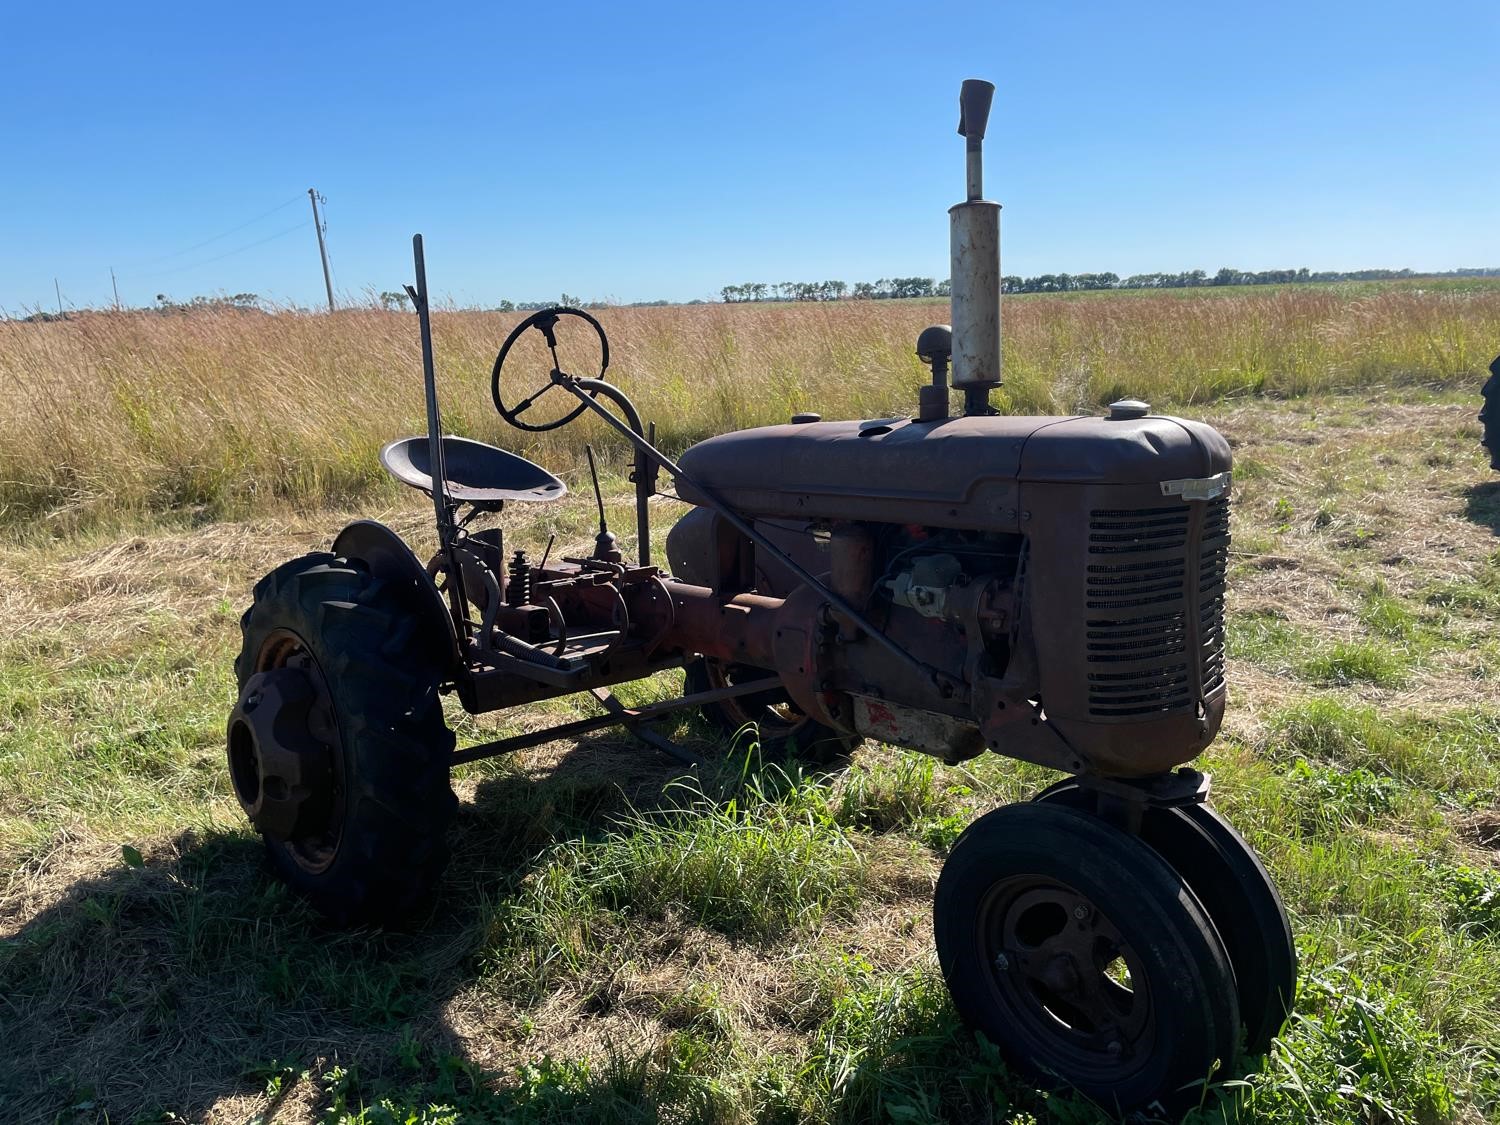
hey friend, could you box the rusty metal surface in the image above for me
[673,413,1228,531]
[949,199,1001,390]
[850,695,985,762]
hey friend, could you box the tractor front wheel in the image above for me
[934,802,1240,1112]
[1034,780,1297,1056]
[228,552,457,926]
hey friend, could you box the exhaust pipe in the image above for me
[949,79,1001,415]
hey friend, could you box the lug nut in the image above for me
[1073,905,1088,920]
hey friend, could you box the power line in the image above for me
[121,193,305,269]
[146,219,312,280]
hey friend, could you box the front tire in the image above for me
[934,802,1240,1112]
[1034,780,1297,1056]
[231,552,457,926]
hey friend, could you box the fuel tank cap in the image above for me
[1107,398,1151,420]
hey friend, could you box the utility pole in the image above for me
[54,278,62,316]
[308,188,335,312]
[110,267,121,311]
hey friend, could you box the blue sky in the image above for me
[3,0,1497,312]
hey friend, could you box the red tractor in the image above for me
[226,80,1293,1111]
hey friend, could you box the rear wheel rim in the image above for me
[701,660,811,739]
[253,629,345,875]
[978,874,1156,1086]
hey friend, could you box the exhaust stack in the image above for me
[949,79,1001,415]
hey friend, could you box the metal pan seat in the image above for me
[379,436,567,506]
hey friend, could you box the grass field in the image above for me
[3,280,1499,536]
[2,287,1500,1123]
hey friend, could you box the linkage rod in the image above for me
[450,677,772,765]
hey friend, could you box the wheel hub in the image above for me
[985,879,1154,1076]
[227,656,336,842]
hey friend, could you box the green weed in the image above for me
[1300,641,1410,688]
[1285,758,1400,830]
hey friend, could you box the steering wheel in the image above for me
[491,306,611,432]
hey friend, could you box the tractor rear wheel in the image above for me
[1034,779,1297,1056]
[934,802,1240,1112]
[683,657,859,765]
[228,552,457,926]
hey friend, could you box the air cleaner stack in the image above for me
[950,78,1002,415]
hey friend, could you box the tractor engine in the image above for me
[666,408,1231,777]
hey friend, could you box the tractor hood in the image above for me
[674,413,1231,532]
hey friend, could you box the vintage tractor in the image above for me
[226,81,1294,1110]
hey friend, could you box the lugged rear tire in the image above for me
[233,552,457,926]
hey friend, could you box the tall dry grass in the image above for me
[2,285,1496,532]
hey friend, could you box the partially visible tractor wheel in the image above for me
[934,802,1240,1112]
[1034,779,1297,1056]
[683,657,860,765]
[227,552,457,926]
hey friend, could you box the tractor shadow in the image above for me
[1458,477,1500,534]
[0,726,754,1124]
[1462,480,1500,533]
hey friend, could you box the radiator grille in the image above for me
[1085,497,1229,717]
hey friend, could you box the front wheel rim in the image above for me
[978,874,1156,1086]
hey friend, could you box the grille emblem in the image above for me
[1160,472,1232,501]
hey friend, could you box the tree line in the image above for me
[718,267,1499,303]
[722,278,950,302]
[377,291,670,313]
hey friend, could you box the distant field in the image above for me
[3,280,1500,1122]
[2,280,1498,535]
[2,392,1499,1123]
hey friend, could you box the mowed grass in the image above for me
[3,281,1499,536]
[3,376,1500,1113]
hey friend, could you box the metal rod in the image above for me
[411,236,453,546]
[585,444,608,533]
[450,677,772,765]
[642,421,657,567]
[635,432,653,567]
[588,687,703,765]
[409,235,469,632]
[556,375,954,692]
